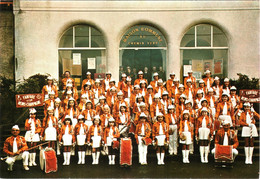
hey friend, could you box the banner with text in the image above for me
[16,93,43,108]
[239,89,260,103]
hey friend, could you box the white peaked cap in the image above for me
[78,114,84,119]
[12,125,20,130]
[55,98,61,102]
[29,108,37,114]
[139,113,147,118]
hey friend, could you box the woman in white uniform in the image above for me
[41,107,58,149]
[59,115,75,165]
[240,102,260,164]
[74,114,88,164]
[24,108,41,166]
[103,118,120,165]
[166,105,178,155]
[179,110,193,163]
[87,115,103,165]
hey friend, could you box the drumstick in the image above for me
[1,141,50,161]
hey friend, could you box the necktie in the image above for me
[231,96,236,108]
[223,102,227,115]
[13,138,18,153]
[50,100,54,108]
[202,117,206,128]
[156,104,160,116]
[189,88,192,100]
[65,125,69,134]
[82,104,85,111]
[207,79,210,89]
[155,81,157,87]
[94,126,98,136]
[121,113,126,123]
[210,97,214,108]
[246,112,251,124]
[49,117,53,127]
[216,86,219,96]
[141,124,145,135]
[158,88,161,96]
[55,108,59,119]
[87,110,91,120]
[184,120,188,132]
[128,87,131,98]
[111,96,114,104]
[109,127,113,137]
[142,89,145,96]
[79,124,84,135]
[149,94,153,105]
[30,119,35,133]
[171,114,175,124]
[95,89,99,99]
[175,87,178,95]
[70,108,73,119]
[223,132,228,146]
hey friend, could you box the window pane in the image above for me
[91,27,105,47]
[75,25,89,47]
[197,25,211,47]
[180,27,195,47]
[213,27,228,47]
[59,28,73,48]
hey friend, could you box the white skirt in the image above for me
[45,127,57,141]
[25,131,40,142]
[77,135,86,146]
[85,120,93,128]
[156,135,166,146]
[62,134,72,146]
[91,136,101,148]
[179,131,192,145]
[198,127,210,140]
[241,125,258,137]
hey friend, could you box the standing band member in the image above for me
[239,102,260,164]
[24,108,41,167]
[74,114,88,164]
[3,125,30,171]
[152,113,169,165]
[135,113,151,165]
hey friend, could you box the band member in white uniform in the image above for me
[74,114,88,164]
[239,102,260,164]
[24,108,41,167]
[166,105,178,155]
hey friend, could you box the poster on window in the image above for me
[88,58,96,69]
[192,59,203,72]
[214,59,223,74]
[204,60,213,73]
[183,65,192,77]
[73,53,81,65]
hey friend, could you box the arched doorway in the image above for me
[58,25,106,89]
[119,25,167,83]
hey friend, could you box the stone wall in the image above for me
[0,10,14,79]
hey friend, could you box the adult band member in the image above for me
[239,102,260,164]
[3,125,30,171]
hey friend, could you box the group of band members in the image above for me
[3,69,259,171]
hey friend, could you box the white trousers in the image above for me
[6,151,29,166]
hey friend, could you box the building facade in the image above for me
[12,0,259,88]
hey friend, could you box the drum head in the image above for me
[39,149,45,171]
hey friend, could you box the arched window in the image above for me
[180,24,228,80]
[119,25,167,83]
[58,25,106,89]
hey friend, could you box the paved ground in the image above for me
[0,153,259,178]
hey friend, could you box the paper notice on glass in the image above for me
[204,60,213,73]
[192,59,203,72]
[88,58,96,69]
[183,65,192,77]
[214,59,223,74]
[73,53,81,65]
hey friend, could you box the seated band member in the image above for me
[3,125,30,171]
[211,119,239,161]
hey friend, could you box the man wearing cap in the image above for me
[118,73,127,91]
[169,78,180,100]
[212,76,222,101]
[203,70,214,90]
[62,71,75,90]
[24,108,41,167]
[184,70,197,89]
[154,79,166,97]
[81,72,95,91]
[166,72,175,91]
[122,77,133,103]
[150,72,159,88]
[143,67,150,83]
[134,71,148,86]
[184,79,195,104]
[102,71,112,92]
[150,93,165,122]
[144,85,154,107]
[44,90,56,115]
[113,91,129,116]
[4,125,30,171]
[212,120,239,161]
[42,76,58,101]
[135,113,151,165]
